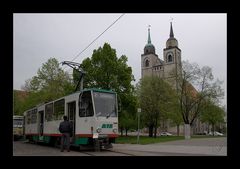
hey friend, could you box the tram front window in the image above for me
[13,119,23,128]
[93,92,117,118]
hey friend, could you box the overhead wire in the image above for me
[63,13,125,72]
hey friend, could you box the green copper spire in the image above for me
[170,22,174,38]
[144,25,155,54]
[148,25,151,44]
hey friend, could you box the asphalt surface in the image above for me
[13,141,131,156]
[112,137,227,156]
[13,137,227,156]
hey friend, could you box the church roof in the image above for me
[184,82,198,98]
[153,58,164,66]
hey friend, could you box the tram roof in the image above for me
[13,115,24,119]
[81,88,116,94]
[64,88,116,98]
[68,88,116,95]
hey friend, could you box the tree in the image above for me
[174,60,224,139]
[137,76,177,138]
[73,43,134,94]
[23,58,74,96]
[13,90,28,115]
[20,58,74,111]
[119,89,138,136]
[119,110,136,136]
[200,101,225,135]
[168,103,183,136]
[73,43,136,129]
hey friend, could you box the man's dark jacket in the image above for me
[59,121,73,133]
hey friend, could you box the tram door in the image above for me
[67,101,76,141]
[38,111,44,136]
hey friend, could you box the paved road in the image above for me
[13,141,130,156]
[112,137,227,156]
[13,137,227,156]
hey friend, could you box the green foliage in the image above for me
[119,110,136,136]
[19,58,74,112]
[200,101,225,129]
[73,43,136,131]
[13,91,23,115]
[137,76,178,137]
[167,99,183,126]
[74,43,134,94]
[23,57,74,96]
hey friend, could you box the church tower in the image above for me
[141,26,159,78]
[163,22,182,88]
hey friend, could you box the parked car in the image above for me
[160,132,173,136]
[208,131,223,136]
[203,131,208,135]
[195,131,207,135]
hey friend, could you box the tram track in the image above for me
[15,141,136,156]
[102,149,135,156]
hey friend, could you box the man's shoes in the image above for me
[67,150,70,152]
[61,150,64,152]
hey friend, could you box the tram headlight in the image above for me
[96,128,102,133]
[113,128,117,133]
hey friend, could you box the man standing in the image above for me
[59,116,73,152]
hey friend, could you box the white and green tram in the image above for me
[24,88,118,150]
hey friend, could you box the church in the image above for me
[141,22,206,134]
[141,22,182,89]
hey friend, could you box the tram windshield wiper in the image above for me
[106,110,115,119]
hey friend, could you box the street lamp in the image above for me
[137,108,141,144]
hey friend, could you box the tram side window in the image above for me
[79,91,94,117]
[27,111,31,124]
[54,99,65,120]
[45,103,53,121]
[31,109,37,124]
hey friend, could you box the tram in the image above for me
[13,115,24,141]
[24,88,118,150]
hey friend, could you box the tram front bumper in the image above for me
[95,135,113,148]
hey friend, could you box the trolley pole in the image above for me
[137,108,141,144]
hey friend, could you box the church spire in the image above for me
[166,21,178,48]
[170,22,174,38]
[144,25,155,55]
[148,25,151,44]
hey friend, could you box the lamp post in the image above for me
[137,108,141,144]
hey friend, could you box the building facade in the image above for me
[141,22,182,90]
[141,23,204,135]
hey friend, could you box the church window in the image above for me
[168,55,173,62]
[145,60,149,67]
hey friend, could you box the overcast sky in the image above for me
[13,13,226,106]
